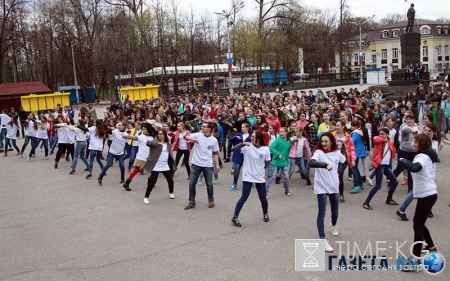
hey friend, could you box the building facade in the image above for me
[335,19,450,75]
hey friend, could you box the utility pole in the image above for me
[71,44,80,109]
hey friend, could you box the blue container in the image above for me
[262,71,276,84]
[87,88,96,103]
[278,70,288,82]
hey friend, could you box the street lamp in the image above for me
[349,15,375,86]
[215,2,244,96]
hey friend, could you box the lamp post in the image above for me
[71,43,80,109]
[349,15,375,86]
[215,2,244,96]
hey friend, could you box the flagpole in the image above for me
[405,0,407,21]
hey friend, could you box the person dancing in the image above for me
[310,132,346,252]
[231,130,271,227]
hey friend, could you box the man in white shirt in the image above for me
[98,122,128,185]
[183,122,220,210]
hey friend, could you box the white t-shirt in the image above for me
[380,143,391,165]
[74,127,89,142]
[411,153,437,198]
[109,129,128,155]
[136,134,154,161]
[178,131,188,150]
[67,126,76,144]
[24,120,37,137]
[190,133,220,167]
[35,122,50,139]
[6,124,18,139]
[131,130,141,147]
[153,144,170,171]
[311,150,346,194]
[88,126,104,151]
[294,137,306,158]
[0,114,11,128]
[241,145,271,183]
[56,126,71,144]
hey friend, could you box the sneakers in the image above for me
[231,217,242,227]
[324,240,333,252]
[208,200,215,208]
[213,178,219,184]
[229,185,237,191]
[169,193,175,199]
[368,177,373,186]
[285,190,292,196]
[143,198,150,205]
[85,174,92,179]
[69,170,76,175]
[339,195,345,203]
[27,156,31,162]
[198,179,203,186]
[396,210,409,221]
[230,169,234,175]
[263,213,269,222]
[362,176,367,183]
[401,179,408,185]
[359,185,364,190]
[306,179,312,186]
[275,177,281,184]
[330,223,338,236]
[184,202,196,210]
[350,186,361,194]
[348,177,353,181]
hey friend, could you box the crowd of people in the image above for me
[1,85,448,269]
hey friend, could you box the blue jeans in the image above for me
[188,164,214,203]
[417,100,426,117]
[128,146,139,170]
[88,150,104,174]
[0,128,6,148]
[4,138,19,152]
[445,118,450,134]
[30,138,48,157]
[234,181,268,217]
[317,193,339,239]
[124,144,132,159]
[266,166,289,193]
[288,157,308,178]
[232,162,242,185]
[71,141,89,170]
[50,135,58,152]
[351,166,363,187]
[364,165,399,204]
[399,190,415,213]
[21,135,35,154]
[101,152,125,178]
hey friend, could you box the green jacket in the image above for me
[269,135,291,167]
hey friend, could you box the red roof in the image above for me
[0,81,51,97]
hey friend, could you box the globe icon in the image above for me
[423,252,445,274]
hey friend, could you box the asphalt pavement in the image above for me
[0,104,448,281]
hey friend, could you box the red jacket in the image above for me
[168,130,191,152]
[333,132,356,167]
[371,136,396,168]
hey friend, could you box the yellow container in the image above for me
[21,92,71,113]
[120,85,159,101]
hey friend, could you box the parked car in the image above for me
[430,72,445,82]
[385,75,391,83]
[292,73,310,81]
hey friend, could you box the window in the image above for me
[444,27,449,34]
[381,49,387,59]
[423,64,428,72]
[437,26,442,34]
[382,31,389,38]
[437,45,442,56]
[393,30,399,37]
[372,54,377,64]
[349,42,355,48]
[354,54,359,66]
[392,48,398,59]
[420,26,431,35]
[423,46,428,57]
[445,45,449,56]
[357,41,365,47]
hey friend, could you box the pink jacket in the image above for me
[289,136,312,160]
[333,132,356,167]
[168,130,191,152]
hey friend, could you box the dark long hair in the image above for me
[314,132,338,153]
[254,130,266,146]
[95,119,106,138]
[414,134,431,152]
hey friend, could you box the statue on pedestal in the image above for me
[406,4,415,33]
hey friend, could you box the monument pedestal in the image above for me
[400,33,421,68]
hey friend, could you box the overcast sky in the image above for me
[183,0,448,21]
